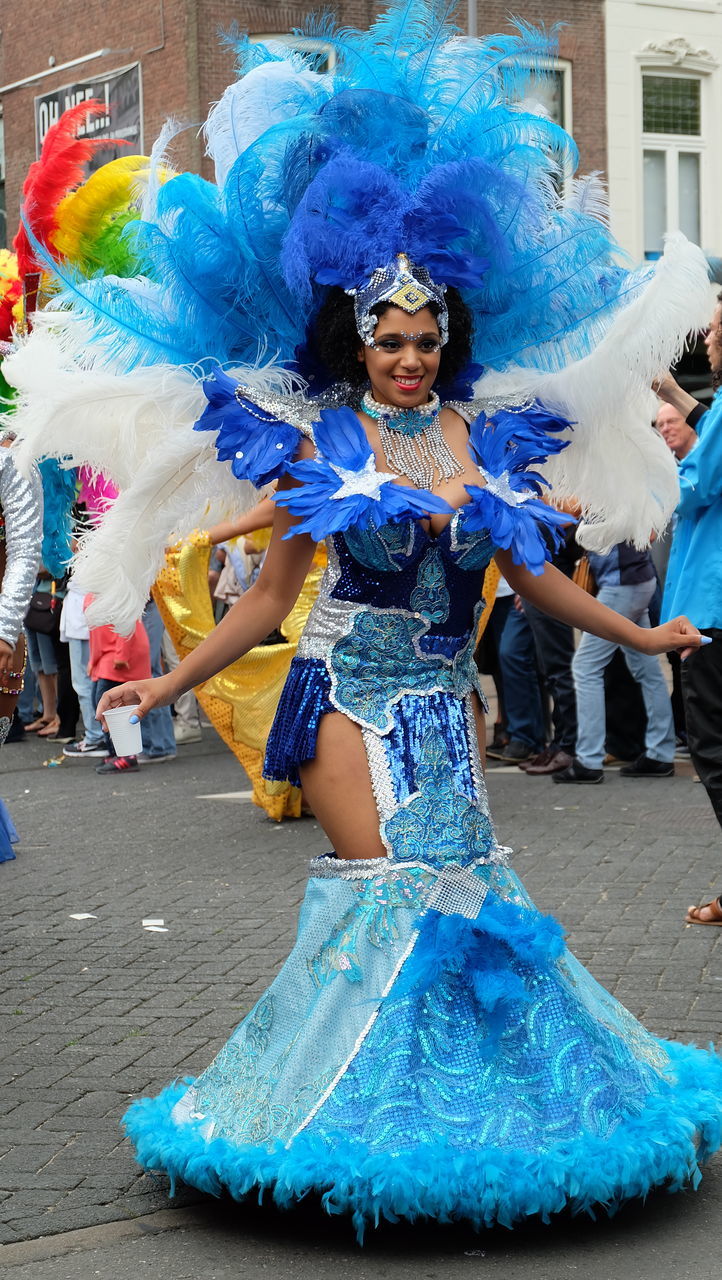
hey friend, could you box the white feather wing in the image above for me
[476,233,712,550]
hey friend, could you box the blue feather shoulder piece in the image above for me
[274,406,453,541]
[461,402,572,574]
[194,369,302,487]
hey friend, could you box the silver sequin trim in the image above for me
[234,384,319,443]
[289,929,418,1141]
[448,396,536,421]
[0,451,43,649]
[425,863,489,918]
[464,693,486,806]
[361,727,397,824]
[0,715,10,747]
[308,851,508,881]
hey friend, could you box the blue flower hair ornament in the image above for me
[273,406,453,541]
[194,369,302,487]
[463,404,574,575]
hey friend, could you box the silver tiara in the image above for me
[345,253,448,348]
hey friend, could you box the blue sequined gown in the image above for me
[124,503,722,1234]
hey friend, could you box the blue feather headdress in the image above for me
[22,0,649,378]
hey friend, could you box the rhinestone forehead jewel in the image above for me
[346,253,449,349]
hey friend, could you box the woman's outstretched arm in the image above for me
[96,479,316,724]
[206,495,277,547]
[496,549,703,658]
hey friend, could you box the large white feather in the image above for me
[4,316,206,489]
[74,436,253,635]
[3,312,299,632]
[476,233,712,550]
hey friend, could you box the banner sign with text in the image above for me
[34,63,142,170]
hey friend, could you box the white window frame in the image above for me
[516,56,572,135]
[250,35,336,73]
[636,43,716,257]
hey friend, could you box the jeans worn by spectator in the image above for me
[140,600,176,759]
[69,637,105,746]
[26,626,58,676]
[496,599,545,751]
[573,579,675,771]
[523,600,576,755]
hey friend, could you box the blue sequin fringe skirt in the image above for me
[123,856,722,1238]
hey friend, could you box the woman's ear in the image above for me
[356,347,365,364]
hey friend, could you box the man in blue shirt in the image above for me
[657,294,722,925]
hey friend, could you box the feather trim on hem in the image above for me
[124,1038,722,1243]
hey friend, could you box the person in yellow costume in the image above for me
[153,496,327,821]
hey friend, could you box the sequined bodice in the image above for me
[295,513,493,736]
[301,513,493,652]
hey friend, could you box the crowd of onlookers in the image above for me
[6,518,273,772]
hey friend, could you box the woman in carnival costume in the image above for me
[5,0,722,1233]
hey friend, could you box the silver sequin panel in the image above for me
[0,450,43,649]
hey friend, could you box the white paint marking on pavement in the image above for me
[196,790,254,801]
[68,913,97,920]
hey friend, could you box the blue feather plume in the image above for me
[34,0,655,389]
[38,458,77,579]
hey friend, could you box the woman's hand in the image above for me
[652,372,700,418]
[636,616,706,659]
[0,639,15,674]
[96,674,176,728]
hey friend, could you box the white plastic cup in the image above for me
[103,704,143,757]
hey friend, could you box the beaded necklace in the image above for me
[361,391,464,490]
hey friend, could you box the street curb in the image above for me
[0,1206,212,1267]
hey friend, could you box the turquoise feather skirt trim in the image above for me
[123,1039,722,1239]
[121,868,722,1240]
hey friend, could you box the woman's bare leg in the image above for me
[299,713,387,861]
[36,671,58,722]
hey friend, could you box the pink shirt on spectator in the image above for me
[85,597,151,683]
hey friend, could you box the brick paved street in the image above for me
[0,727,720,1277]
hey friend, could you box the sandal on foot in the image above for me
[25,717,52,733]
[685,897,722,926]
[37,718,61,738]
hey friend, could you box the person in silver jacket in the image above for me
[0,439,43,745]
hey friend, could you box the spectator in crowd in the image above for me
[656,402,698,464]
[61,582,109,758]
[655,294,722,924]
[139,599,177,764]
[555,540,676,784]
[486,580,545,763]
[24,567,63,737]
[89,606,152,774]
[520,526,578,775]
[653,400,696,751]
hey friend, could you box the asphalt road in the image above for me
[1,727,720,1277]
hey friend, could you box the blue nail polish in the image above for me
[699,635,713,646]
[129,714,140,724]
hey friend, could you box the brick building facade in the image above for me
[0,0,606,248]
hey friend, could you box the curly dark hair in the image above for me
[301,286,474,393]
